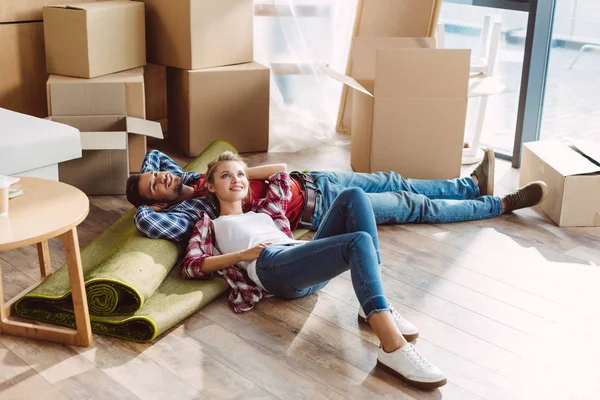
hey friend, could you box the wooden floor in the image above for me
[2,139,600,400]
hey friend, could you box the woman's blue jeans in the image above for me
[306,171,503,231]
[256,188,389,319]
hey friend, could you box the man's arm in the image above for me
[246,164,287,180]
[134,206,196,242]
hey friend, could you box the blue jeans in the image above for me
[256,188,389,319]
[306,171,503,230]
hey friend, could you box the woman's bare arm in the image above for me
[246,164,287,180]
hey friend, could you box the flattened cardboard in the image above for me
[46,68,153,171]
[167,62,270,156]
[0,22,48,118]
[519,141,600,227]
[143,0,253,70]
[338,0,443,134]
[0,0,98,23]
[43,0,146,78]
[52,115,162,194]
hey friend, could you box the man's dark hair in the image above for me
[126,174,154,208]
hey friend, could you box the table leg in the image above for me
[37,241,52,279]
[60,228,92,347]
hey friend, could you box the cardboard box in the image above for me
[52,116,163,194]
[519,140,600,227]
[0,22,48,118]
[46,68,156,172]
[43,1,146,78]
[325,37,506,180]
[144,64,167,125]
[167,62,270,157]
[0,0,99,23]
[142,0,253,70]
[337,0,442,134]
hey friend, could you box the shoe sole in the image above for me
[377,359,447,390]
[357,314,419,342]
[485,148,495,196]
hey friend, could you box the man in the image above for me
[126,148,547,244]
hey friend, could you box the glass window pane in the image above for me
[540,0,600,142]
[439,3,528,154]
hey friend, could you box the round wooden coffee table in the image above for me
[0,177,92,346]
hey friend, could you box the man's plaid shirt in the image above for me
[181,171,293,313]
[134,150,218,242]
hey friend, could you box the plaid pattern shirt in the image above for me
[133,150,218,243]
[182,171,293,312]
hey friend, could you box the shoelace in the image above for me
[504,190,525,211]
[391,308,410,325]
[404,345,435,371]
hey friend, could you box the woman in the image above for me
[182,152,446,389]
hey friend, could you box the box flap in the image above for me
[566,137,600,167]
[524,141,600,177]
[321,66,373,97]
[468,74,511,98]
[47,68,143,84]
[46,1,137,12]
[125,117,164,139]
[80,131,127,150]
[351,37,436,81]
[374,48,470,98]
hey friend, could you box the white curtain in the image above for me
[254,0,358,152]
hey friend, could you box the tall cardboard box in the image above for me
[51,115,163,194]
[43,1,146,78]
[519,140,600,227]
[325,37,507,179]
[167,62,270,157]
[46,68,159,172]
[0,22,48,118]
[0,0,99,23]
[142,0,253,70]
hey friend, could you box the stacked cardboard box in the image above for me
[0,0,102,118]
[142,0,270,156]
[42,1,164,195]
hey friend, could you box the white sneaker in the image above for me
[377,343,447,389]
[358,306,419,342]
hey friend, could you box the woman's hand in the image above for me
[238,242,272,262]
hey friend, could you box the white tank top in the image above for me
[212,212,304,290]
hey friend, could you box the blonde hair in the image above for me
[205,151,251,211]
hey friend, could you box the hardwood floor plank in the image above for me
[0,336,139,400]
[185,311,347,400]
[198,301,420,400]
[72,335,206,400]
[292,285,517,373]
[378,237,583,325]
[253,297,488,400]
[124,324,278,400]
[380,247,560,337]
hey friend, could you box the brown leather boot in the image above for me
[471,148,495,196]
